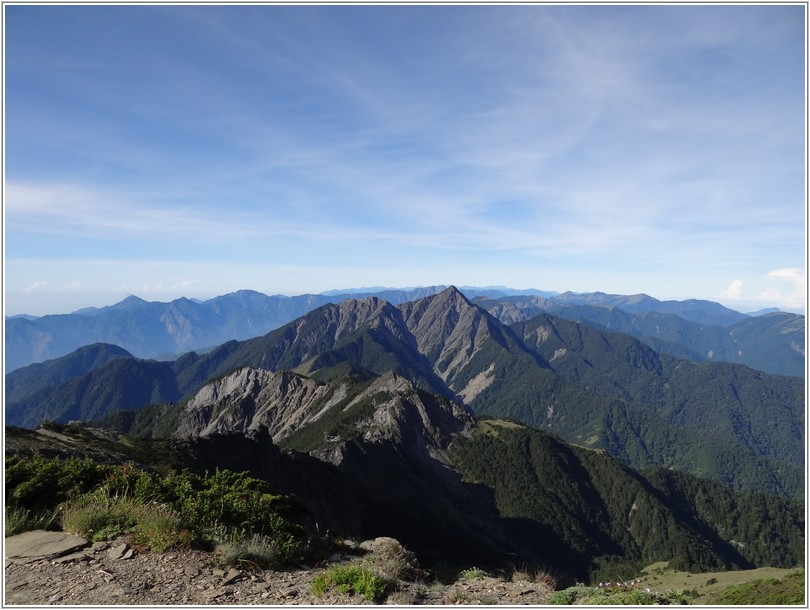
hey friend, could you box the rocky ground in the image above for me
[4,532,555,605]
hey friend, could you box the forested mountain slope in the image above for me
[63,366,805,583]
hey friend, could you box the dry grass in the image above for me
[510,565,558,591]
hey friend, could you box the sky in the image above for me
[4,4,806,316]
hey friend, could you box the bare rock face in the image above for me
[175,366,474,460]
[175,368,332,441]
[399,287,515,397]
[352,371,474,449]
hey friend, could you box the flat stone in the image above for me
[107,543,129,560]
[5,530,89,565]
[183,565,200,577]
[52,551,89,564]
[222,568,243,585]
[121,548,134,560]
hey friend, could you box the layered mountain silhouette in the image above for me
[7,287,804,500]
[9,285,800,376]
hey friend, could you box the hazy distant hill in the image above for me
[549,291,749,326]
[4,287,450,371]
[7,288,803,499]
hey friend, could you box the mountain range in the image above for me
[7,285,802,377]
[5,286,804,583]
[6,287,804,500]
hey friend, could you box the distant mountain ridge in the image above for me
[7,287,803,500]
[475,297,805,378]
[7,285,798,375]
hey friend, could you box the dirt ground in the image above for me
[4,536,554,606]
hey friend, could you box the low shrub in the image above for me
[549,585,593,605]
[510,564,558,590]
[5,454,108,511]
[312,565,394,602]
[458,566,488,580]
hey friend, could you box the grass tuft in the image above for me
[216,532,283,571]
[5,503,60,536]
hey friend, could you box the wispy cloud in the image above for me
[5,5,804,313]
[22,280,48,293]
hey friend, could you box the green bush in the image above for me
[459,566,488,580]
[549,585,593,605]
[312,565,394,602]
[163,468,307,564]
[5,454,108,511]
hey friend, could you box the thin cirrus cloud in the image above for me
[4,4,805,314]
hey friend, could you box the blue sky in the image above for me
[4,4,806,316]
